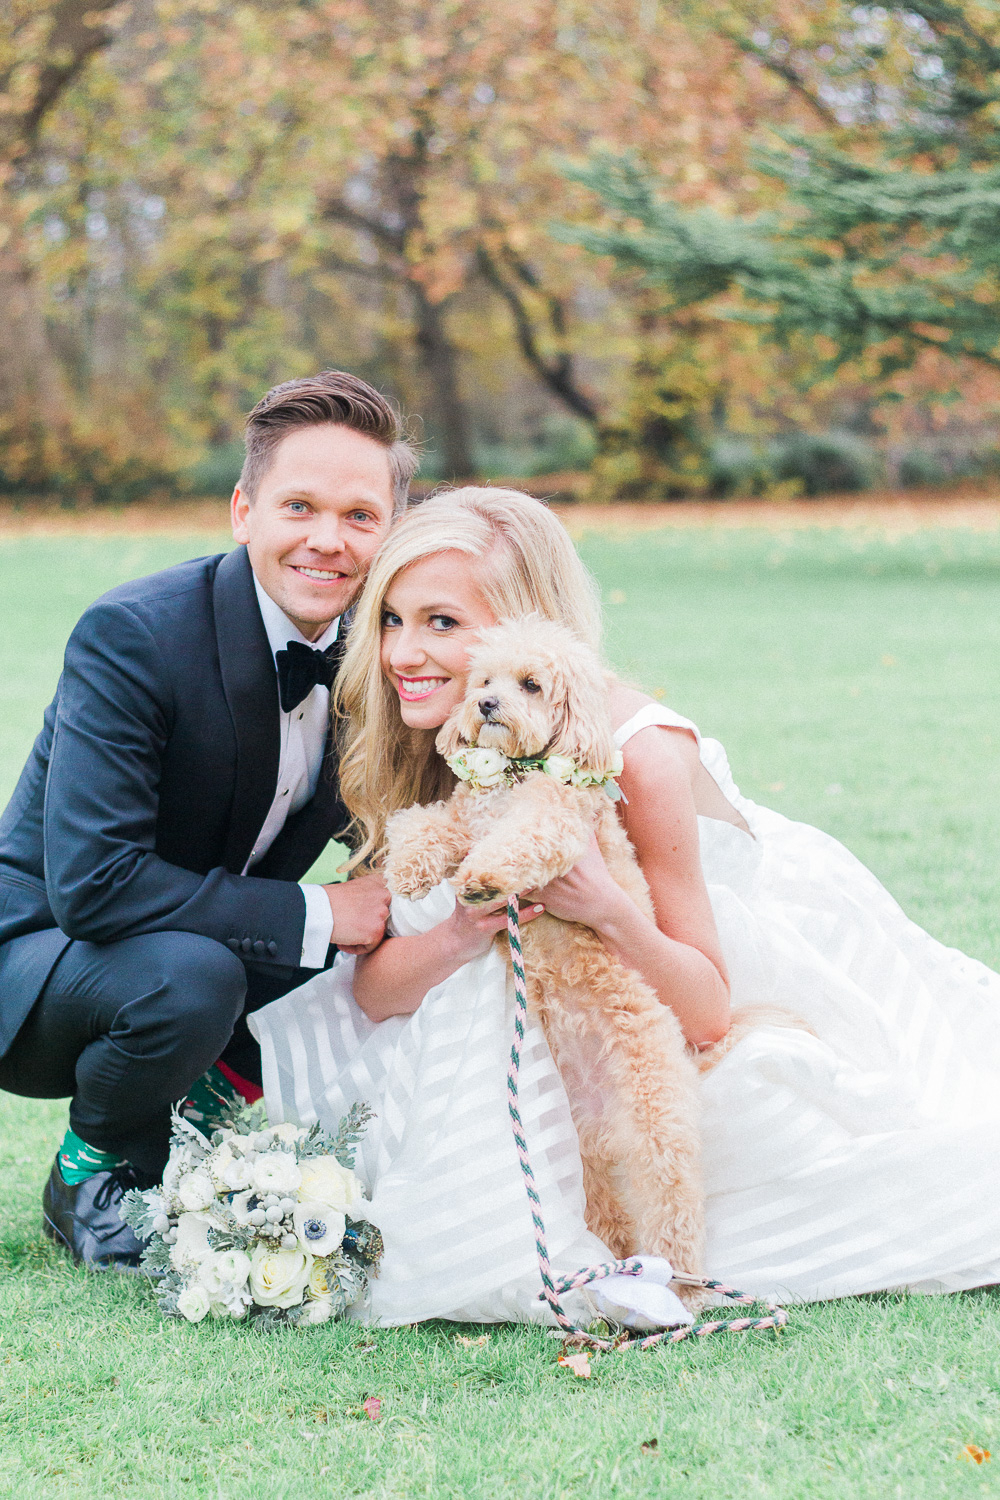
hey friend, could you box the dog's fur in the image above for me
[384,617,706,1281]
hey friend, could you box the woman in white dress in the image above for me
[251,486,1000,1327]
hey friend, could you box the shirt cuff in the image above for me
[299,884,334,968]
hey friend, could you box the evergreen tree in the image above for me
[562,1,1000,378]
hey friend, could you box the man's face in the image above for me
[231,424,396,640]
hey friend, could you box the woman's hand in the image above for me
[441,895,546,965]
[524,834,631,936]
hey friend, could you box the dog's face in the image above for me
[435,616,617,772]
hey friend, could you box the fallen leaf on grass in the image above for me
[959,1445,990,1464]
[362,1397,382,1421]
[354,1340,377,1353]
[455,1334,489,1348]
[557,1352,592,1379]
[641,1438,659,1455]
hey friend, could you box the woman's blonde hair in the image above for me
[335,486,603,866]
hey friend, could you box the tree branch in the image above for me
[725,32,839,127]
[4,0,122,158]
[476,246,599,423]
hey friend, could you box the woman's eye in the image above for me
[522,679,542,694]
[381,611,402,629]
[430,614,458,631]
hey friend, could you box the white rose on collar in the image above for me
[541,754,575,783]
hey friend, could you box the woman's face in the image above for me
[380,551,497,730]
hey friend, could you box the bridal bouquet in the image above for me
[120,1101,382,1327]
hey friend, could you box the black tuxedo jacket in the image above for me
[0,546,349,1057]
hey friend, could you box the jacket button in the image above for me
[241,937,252,953]
[252,939,266,957]
[226,937,240,952]
[267,941,278,957]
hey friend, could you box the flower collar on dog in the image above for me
[446,745,625,800]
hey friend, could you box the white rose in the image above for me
[176,1284,211,1323]
[307,1257,335,1298]
[176,1170,217,1213]
[448,749,475,782]
[293,1201,346,1258]
[169,1212,212,1270]
[299,1297,334,1326]
[542,754,576,783]
[297,1157,363,1215]
[215,1249,252,1288]
[248,1245,312,1309]
[609,749,624,777]
[467,747,509,788]
[251,1152,302,1197]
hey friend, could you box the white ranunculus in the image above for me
[609,749,624,777]
[248,1244,312,1309]
[466,747,509,788]
[176,1169,217,1213]
[297,1157,363,1215]
[271,1122,304,1145]
[206,1143,237,1189]
[215,1249,252,1288]
[220,1156,252,1192]
[176,1284,211,1323]
[293,1201,346,1258]
[542,754,576,783]
[227,1190,254,1227]
[299,1296,334,1326]
[169,1212,212,1270]
[251,1152,302,1197]
[161,1149,197,1211]
[196,1251,227,1297]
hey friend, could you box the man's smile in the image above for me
[289,563,351,583]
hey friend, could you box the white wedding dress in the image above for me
[249,706,1000,1324]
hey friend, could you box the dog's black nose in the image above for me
[478,696,500,718]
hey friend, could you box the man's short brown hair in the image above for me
[239,371,418,515]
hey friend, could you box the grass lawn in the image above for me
[2,522,1000,1499]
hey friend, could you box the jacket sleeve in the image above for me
[42,600,307,965]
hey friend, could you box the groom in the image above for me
[0,370,417,1270]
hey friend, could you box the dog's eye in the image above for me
[521,678,542,695]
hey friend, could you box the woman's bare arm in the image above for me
[526,726,731,1048]
[351,898,544,1022]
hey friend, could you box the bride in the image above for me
[250,486,1000,1326]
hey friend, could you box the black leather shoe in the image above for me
[42,1155,150,1273]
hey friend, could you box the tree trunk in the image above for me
[410,282,476,478]
[0,239,72,453]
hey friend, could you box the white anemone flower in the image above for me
[293,1201,346,1257]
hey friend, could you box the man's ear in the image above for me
[231,486,250,544]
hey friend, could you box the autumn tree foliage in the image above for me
[4,0,997,497]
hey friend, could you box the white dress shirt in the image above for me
[245,576,338,967]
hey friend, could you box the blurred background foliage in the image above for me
[3,0,1000,502]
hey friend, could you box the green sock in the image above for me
[179,1063,242,1137]
[58,1129,123,1186]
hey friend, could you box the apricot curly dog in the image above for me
[384,617,705,1282]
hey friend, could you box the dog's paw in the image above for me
[383,849,442,900]
[454,860,510,907]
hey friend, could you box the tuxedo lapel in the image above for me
[212,546,281,874]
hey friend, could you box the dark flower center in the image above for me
[304,1219,326,1240]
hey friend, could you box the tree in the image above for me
[563,3,1000,394]
[0,0,125,478]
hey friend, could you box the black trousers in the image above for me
[0,932,313,1176]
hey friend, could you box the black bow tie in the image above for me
[275,638,344,713]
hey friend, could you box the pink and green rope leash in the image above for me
[504,896,788,1351]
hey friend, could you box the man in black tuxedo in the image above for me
[0,370,415,1269]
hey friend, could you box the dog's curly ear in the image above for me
[546,644,617,773]
[435,710,466,761]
